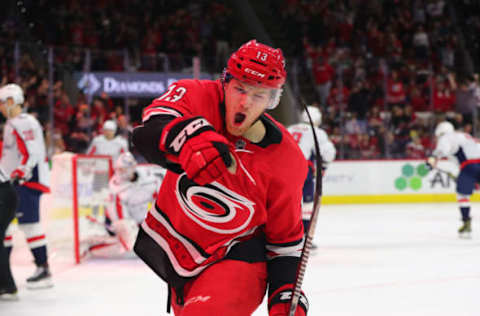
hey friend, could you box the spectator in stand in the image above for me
[305,38,335,106]
[53,90,74,137]
[406,131,426,158]
[426,0,446,21]
[449,73,478,126]
[386,70,406,108]
[432,76,455,113]
[68,103,94,153]
[366,106,384,135]
[327,79,350,111]
[345,112,367,135]
[358,133,379,159]
[408,85,429,112]
[45,128,66,158]
[412,24,430,62]
[29,78,50,125]
[116,114,133,139]
[348,80,372,119]
[91,97,108,133]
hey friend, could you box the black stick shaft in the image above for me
[289,101,323,316]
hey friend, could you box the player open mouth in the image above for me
[234,113,246,125]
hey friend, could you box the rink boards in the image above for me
[42,159,477,221]
[322,159,479,204]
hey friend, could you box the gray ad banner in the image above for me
[76,72,213,97]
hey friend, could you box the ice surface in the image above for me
[3,203,480,316]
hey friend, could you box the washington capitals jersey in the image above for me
[433,131,480,166]
[107,164,165,224]
[133,79,308,288]
[87,135,128,162]
[288,122,336,163]
[0,113,50,191]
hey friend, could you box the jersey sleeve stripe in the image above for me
[266,237,304,259]
[13,129,29,164]
[142,106,183,122]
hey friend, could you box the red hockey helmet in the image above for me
[226,40,286,89]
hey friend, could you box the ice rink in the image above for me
[3,202,480,316]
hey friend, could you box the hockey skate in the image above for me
[0,287,18,301]
[26,264,53,289]
[458,219,472,239]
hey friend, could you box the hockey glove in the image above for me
[10,166,32,184]
[160,116,232,185]
[425,156,437,170]
[268,285,308,316]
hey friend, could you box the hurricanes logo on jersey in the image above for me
[176,174,255,234]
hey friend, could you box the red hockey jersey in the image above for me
[134,79,308,284]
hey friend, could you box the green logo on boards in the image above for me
[394,163,430,191]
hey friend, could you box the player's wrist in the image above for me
[268,285,308,316]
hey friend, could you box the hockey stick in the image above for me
[430,166,480,191]
[433,167,457,181]
[289,100,323,316]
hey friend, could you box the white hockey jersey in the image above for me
[433,131,480,165]
[288,122,336,163]
[106,164,165,224]
[87,135,128,162]
[0,113,50,191]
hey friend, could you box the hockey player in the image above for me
[0,83,52,289]
[288,106,336,242]
[0,168,18,300]
[87,120,129,219]
[132,40,309,316]
[87,152,165,257]
[427,121,480,238]
[87,120,129,162]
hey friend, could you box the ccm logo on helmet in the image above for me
[244,68,265,78]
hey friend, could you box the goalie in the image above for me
[86,152,165,257]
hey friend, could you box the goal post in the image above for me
[49,152,114,264]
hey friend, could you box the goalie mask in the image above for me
[114,152,137,181]
[302,106,322,127]
[224,40,286,109]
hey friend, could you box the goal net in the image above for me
[47,152,113,263]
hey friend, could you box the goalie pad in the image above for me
[86,236,137,258]
[111,219,139,251]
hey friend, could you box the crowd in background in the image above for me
[0,0,479,160]
[278,0,480,159]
